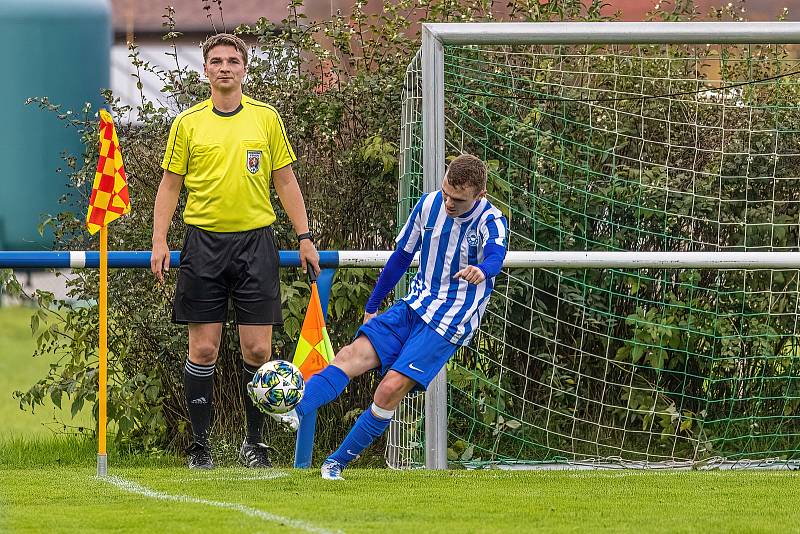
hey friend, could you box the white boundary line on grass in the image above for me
[178,471,289,482]
[102,475,341,534]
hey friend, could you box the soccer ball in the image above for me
[247,360,305,414]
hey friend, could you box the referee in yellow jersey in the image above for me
[150,33,320,470]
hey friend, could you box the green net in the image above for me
[387,42,800,469]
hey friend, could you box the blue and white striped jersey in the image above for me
[396,191,508,345]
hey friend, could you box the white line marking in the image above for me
[178,471,288,482]
[102,475,341,534]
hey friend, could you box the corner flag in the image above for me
[86,109,130,234]
[293,272,336,468]
[292,278,335,380]
[88,109,130,477]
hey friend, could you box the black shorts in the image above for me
[172,225,283,325]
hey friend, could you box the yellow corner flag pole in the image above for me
[98,226,108,476]
[87,109,131,477]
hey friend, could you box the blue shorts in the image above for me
[357,301,459,391]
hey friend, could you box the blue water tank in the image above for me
[0,0,110,250]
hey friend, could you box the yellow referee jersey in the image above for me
[161,95,296,232]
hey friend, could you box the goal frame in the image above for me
[417,21,800,470]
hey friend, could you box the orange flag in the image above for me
[86,109,131,234]
[292,282,335,381]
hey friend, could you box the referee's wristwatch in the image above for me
[298,231,314,244]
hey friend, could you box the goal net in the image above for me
[387,25,800,470]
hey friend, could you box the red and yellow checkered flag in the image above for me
[86,109,130,234]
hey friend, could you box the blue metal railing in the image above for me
[0,249,362,469]
[0,250,343,269]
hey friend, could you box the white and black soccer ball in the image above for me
[247,360,305,414]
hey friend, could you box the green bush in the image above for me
[10,0,596,457]
[17,0,793,465]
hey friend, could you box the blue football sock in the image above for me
[296,365,350,417]
[328,404,392,467]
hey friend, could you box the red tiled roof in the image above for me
[111,0,298,34]
[111,0,799,36]
[611,0,797,20]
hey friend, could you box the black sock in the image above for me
[184,360,215,447]
[242,362,266,445]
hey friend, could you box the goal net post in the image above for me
[387,22,800,470]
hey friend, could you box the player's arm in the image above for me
[453,243,506,284]
[364,248,415,322]
[151,170,184,283]
[454,213,508,284]
[272,164,320,275]
[364,195,426,323]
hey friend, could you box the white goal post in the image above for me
[412,21,800,470]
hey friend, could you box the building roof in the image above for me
[110,0,799,39]
[110,0,353,38]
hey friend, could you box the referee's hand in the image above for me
[300,239,321,276]
[151,240,170,284]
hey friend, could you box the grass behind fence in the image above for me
[0,306,94,437]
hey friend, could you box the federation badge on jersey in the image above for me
[466,229,479,246]
[246,150,261,174]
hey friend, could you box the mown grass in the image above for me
[0,435,799,533]
[1,444,799,534]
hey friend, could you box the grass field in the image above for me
[0,436,799,533]
[2,306,800,533]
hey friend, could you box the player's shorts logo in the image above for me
[467,230,479,246]
[246,150,261,174]
[408,362,424,373]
